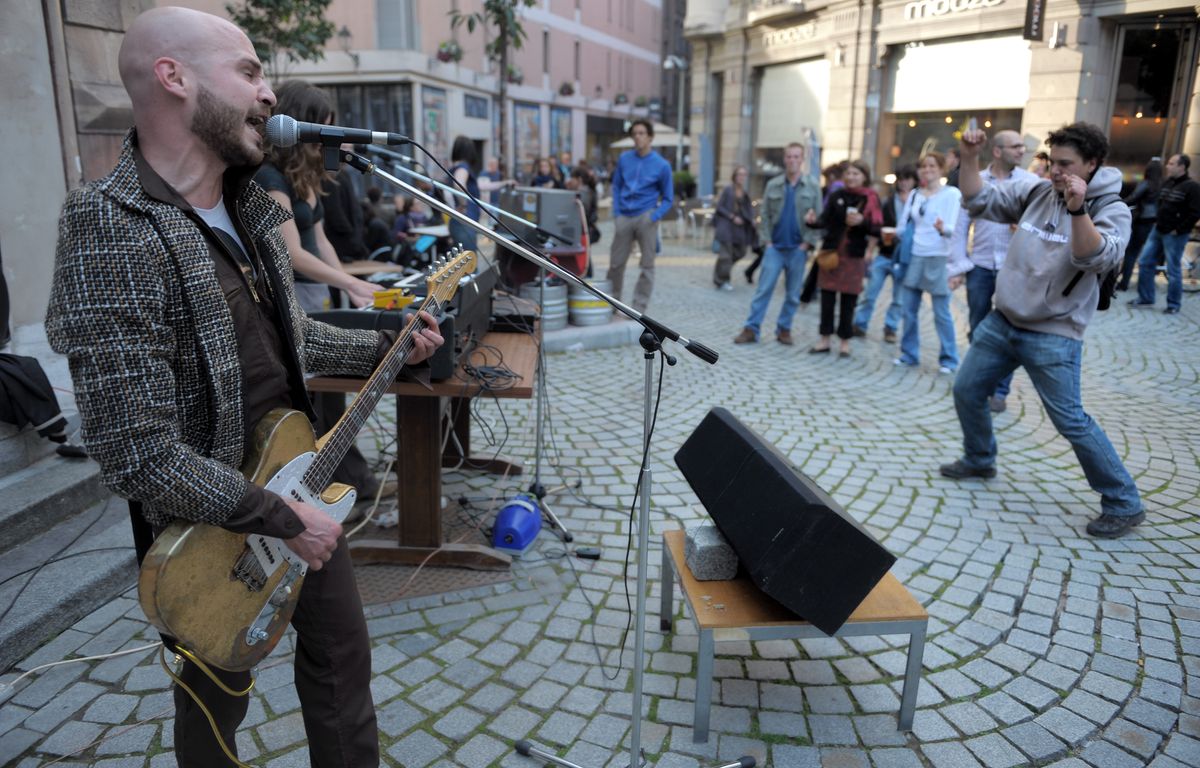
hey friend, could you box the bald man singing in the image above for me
[46,8,441,766]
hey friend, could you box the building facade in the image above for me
[686,0,1200,193]
[1,0,678,328]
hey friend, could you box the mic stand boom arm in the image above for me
[336,149,718,366]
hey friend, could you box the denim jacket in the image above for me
[758,172,823,249]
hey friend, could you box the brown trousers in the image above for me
[172,537,378,767]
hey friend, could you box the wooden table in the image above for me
[659,529,928,742]
[308,331,538,569]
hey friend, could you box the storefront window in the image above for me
[1109,24,1196,178]
[421,86,449,165]
[549,107,572,160]
[514,102,542,181]
[879,110,1023,176]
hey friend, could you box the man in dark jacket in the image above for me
[46,7,441,766]
[1131,153,1200,314]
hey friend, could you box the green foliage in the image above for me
[673,170,695,190]
[449,0,538,65]
[226,0,335,77]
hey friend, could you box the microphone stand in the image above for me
[334,149,744,768]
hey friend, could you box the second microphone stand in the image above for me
[333,148,745,768]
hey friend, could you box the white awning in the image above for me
[888,36,1032,112]
[755,57,830,148]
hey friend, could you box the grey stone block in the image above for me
[683,523,738,581]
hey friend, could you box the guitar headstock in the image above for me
[424,249,477,303]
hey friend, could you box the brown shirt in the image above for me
[132,147,303,538]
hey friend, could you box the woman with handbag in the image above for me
[894,152,969,373]
[805,160,881,356]
[713,166,756,290]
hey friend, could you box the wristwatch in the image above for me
[1067,205,1087,216]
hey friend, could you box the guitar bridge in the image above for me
[232,546,268,592]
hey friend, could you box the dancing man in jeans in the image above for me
[733,142,822,345]
[943,122,1144,539]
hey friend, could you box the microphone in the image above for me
[265,114,411,148]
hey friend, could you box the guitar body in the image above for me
[136,251,476,672]
[138,409,355,671]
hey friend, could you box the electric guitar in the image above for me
[138,251,476,671]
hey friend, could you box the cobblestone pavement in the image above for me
[2,230,1198,768]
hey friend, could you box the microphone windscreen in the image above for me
[265,114,297,147]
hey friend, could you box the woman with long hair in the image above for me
[256,80,377,312]
[807,160,882,356]
[712,165,756,290]
[894,151,969,373]
[447,135,482,251]
[1117,158,1163,291]
[531,157,561,188]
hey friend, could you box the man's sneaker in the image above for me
[1086,510,1145,538]
[734,328,757,344]
[939,459,997,479]
[852,326,867,338]
[1128,299,1154,307]
[883,328,897,343]
[719,282,734,292]
[1164,307,1180,315]
[777,329,794,345]
[938,365,955,375]
[988,396,1007,413]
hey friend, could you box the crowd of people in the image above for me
[720,122,1166,541]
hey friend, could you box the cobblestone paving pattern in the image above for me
[1,233,1198,767]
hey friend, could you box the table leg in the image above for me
[693,629,714,743]
[899,621,926,730]
[659,541,674,632]
[348,394,511,570]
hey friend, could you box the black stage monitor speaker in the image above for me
[673,407,896,635]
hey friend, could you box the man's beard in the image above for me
[191,85,262,168]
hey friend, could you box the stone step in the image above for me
[0,420,64,475]
[0,450,105,555]
[0,495,137,672]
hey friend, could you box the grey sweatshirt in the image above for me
[963,166,1131,340]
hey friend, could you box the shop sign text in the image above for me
[904,0,1004,21]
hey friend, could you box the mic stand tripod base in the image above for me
[514,739,754,768]
[529,481,574,543]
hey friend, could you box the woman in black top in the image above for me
[255,80,377,312]
[1117,158,1162,291]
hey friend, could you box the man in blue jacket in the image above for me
[607,120,674,313]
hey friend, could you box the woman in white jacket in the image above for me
[895,151,972,373]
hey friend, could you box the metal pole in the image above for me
[676,68,685,171]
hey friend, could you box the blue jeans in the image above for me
[743,245,808,336]
[854,255,902,333]
[965,266,1012,399]
[953,313,1142,517]
[1136,228,1188,310]
[897,287,958,369]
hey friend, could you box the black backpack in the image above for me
[1061,193,1128,310]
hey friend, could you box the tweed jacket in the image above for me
[46,135,382,528]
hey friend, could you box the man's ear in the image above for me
[153,57,188,100]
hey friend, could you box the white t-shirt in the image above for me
[194,196,248,256]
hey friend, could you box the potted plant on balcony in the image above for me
[614,92,628,105]
[437,40,463,63]
[558,81,575,97]
[506,64,523,84]
[634,95,648,107]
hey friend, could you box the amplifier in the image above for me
[311,308,457,381]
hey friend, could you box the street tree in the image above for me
[226,0,336,81]
[449,0,538,175]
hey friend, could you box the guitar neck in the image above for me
[302,296,445,493]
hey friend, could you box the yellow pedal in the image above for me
[373,289,414,311]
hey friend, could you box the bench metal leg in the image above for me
[660,539,674,632]
[898,621,926,730]
[694,629,714,743]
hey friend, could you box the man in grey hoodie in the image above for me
[940,123,1144,539]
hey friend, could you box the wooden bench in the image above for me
[659,529,928,743]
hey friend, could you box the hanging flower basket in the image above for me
[437,41,462,63]
[506,65,523,84]
[558,82,575,97]
[614,93,629,105]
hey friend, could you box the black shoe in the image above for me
[745,269,755,285]
[1164,307,1180,315]
[939,459,997,479]
[1085,511,1145,538]
[1128,299,1154,307]
[852,326,867,338]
